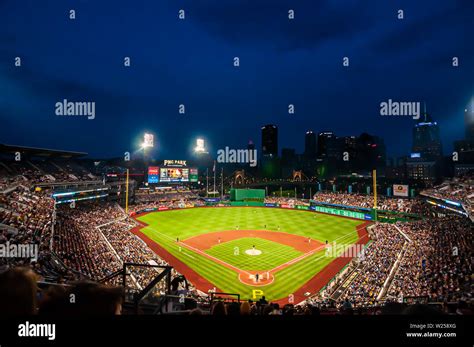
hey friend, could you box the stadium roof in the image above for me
[0,144,88,158]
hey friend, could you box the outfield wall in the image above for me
[311,205,372,220]
[130,202,370,220]
[130,196,424,223]
[230,201,265,207]
[230,188,265,201]
[309,200,423,222]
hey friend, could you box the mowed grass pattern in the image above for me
[137,207,363,301]
[206,237,302,271]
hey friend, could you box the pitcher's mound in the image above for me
[245,249,262,256]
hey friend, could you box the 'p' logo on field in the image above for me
[252,289,264,299]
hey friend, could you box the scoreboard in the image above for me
[189,168,198,182]
[148,167,159,183]
[147,162,198,184]
[310,205,373,220]
[160,167,188,182]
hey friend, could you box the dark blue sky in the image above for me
[0,0,473,159]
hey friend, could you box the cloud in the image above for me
[177,0,377,51]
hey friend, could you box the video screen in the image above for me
[160,168,189,182]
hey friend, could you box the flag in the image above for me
[213,160,216,173]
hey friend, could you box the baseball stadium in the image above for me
[0,143,472,317]
[1,2,473,345]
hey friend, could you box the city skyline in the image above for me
[0,0,473,159]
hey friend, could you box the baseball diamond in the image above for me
[130,206,370,304]
[1,2,473,341]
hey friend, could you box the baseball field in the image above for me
[131,207,369,304]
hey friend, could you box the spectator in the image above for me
[0,267,39,315]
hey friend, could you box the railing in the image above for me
[210,292,241,303]
[376,224,410,301]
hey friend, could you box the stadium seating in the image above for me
[0,168,472,315]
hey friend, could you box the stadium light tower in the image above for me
[141,133,154,149]
[194,138,207,154]
[139,132,154,170]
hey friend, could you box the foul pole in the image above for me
[125,169,129,214]
[221,167,224,199]
[206,168,209,197]
[372,169,377,221]
[372,169,377,208]
[213,161,216,198]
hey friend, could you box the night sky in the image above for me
[0,0,473,159]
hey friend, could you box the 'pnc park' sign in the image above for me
[163,160,187,167]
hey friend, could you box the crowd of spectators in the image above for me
[206,299,320,316]
[128,199,205,213]
[135,188,198,203]
[332,223,406,307]
[0,267,124,316]
[318,217,472,311]
[312,192,427,214]
[53,203,124,280]
[202,294,471,316]
[386,217,472,303]
[99,219,200,297]
[1,161,97,187]
[263,197,309,206]
[131,187,203,212]
[53,201,202,300]
[0,175,29,191]
[0,184,55,276]
[421,174,474,215]
[1,265,471,316]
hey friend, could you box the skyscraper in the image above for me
[261,124,278,157]
[339,136,357,159]
[356,133,386,170]
[453,100,474,176]
[317,131,335,158]
[411,113,443,159]
[408,110,443,181]
[304,131,317,159]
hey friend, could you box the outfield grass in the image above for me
[137,207,363,301]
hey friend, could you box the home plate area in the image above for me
[238,271,275,286]
[180,229,325,288]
